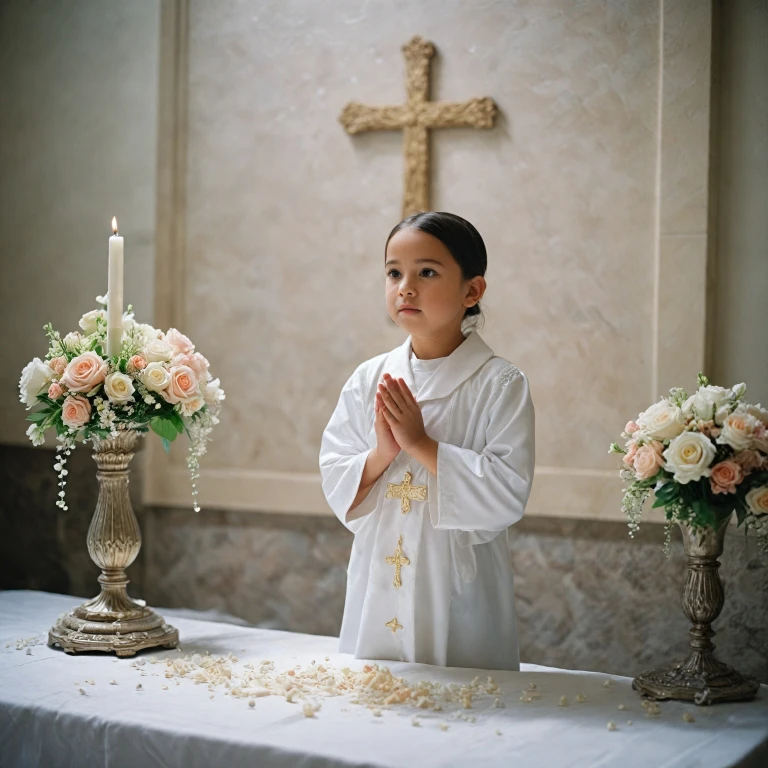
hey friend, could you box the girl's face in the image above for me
[385,228,485,337]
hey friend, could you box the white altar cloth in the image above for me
[1,590,766,768]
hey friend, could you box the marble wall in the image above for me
[147,0,728,522]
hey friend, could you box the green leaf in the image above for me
[655,483,680,502]
[168,410,185,435]
[150,416,178,442]
[692,498,715,527]
[26,410,50,423]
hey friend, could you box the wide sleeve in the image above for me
[319,366,382,534]
[427,366,535,533]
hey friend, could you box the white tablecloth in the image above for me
[1,590,766,768]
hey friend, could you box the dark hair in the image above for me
[385,211,486,322]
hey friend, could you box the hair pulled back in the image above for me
[385,211,486,321]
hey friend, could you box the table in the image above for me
[1,590,766,768]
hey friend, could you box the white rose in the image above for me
[663,431,717,484]
[682,385,733,422]
[141,362,172,392]
[179,395,205,416]
[19,358,55,409]
[714,405,731,426]
[732,382,747,399]
[746,403,768,426]
[104,372,135,404]
[138,323,162,340]
[79,309,106,335]
[637,400,686,440]
[716,410,760,452]
[202,377,225,405]
[745,485,768,517]
[143,338,174,363]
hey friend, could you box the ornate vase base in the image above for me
[633,658,760,705]
[49,599,179,657]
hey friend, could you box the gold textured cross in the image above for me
[385,535,411,590]
[385,617,403,633]
[385,471,427,514]
[339,35,497,217]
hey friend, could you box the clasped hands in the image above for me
[374,373,438,474]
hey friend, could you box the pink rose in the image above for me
[710,460,744,495]
[623,442,638,467]
[48,382,64,400]
[625,421,640,435]
[129,355,147,371]
[61,395,92,429]
[732,449,763,475]
[172,352,209,379]
[50,356,67,376]
[163,365,199,403]
[633,441,665,480]
[165,328,194,355]
[61,351,107,393]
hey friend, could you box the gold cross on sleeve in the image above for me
[338,35,497,217]
[385,535,410,590]
[385,471,427,514]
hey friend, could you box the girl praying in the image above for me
[319,211,535,671]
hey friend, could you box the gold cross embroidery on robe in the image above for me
[385,617,403,634]
[385,471,427,514]
[385,535,410,590]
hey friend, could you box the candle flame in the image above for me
[112,216,118,235]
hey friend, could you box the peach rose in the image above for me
[48,382,64,400]
[163,365,198,403]
[709,460,744,495]
[622,442,638,468]
[129,355,147,371]
[625,421,640,435]
[61,351,107,393]
[633,441,665,480]
[165,328,194,355]
[61,395,92,429]
[732,449,763,475]
[50,356,67,376]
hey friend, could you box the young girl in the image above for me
[319,211,535,671]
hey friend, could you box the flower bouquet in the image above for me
[19,297,224,656]
[609,373,768,555]
[19,296,224,513]
[610,373,763,704]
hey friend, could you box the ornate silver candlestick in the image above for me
[633,518,760,704]
[49,430,178,657]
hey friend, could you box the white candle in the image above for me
[106,216,124,358]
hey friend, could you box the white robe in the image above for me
[319,330,535,671]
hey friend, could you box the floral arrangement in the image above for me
[19,297,224,513]
[609,373,768,557]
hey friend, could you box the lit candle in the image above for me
[106,216,124,358]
